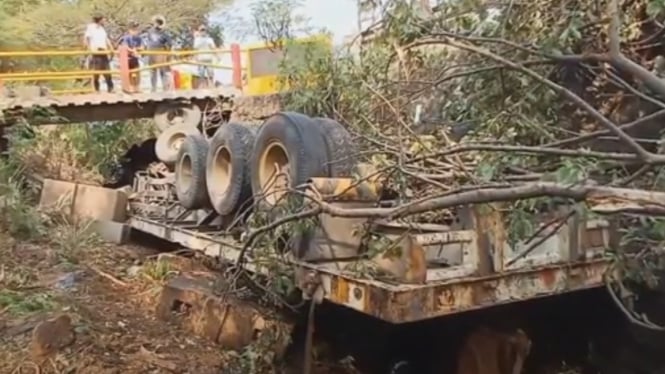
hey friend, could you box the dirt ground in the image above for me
[0,222,369,374]
[0,230,242,374]
[2,219,661,374]
[0,226,606,374]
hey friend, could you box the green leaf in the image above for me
[647,0,665,17]
[476,162,497,182]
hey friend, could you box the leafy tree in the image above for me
[221,0,313,45]
[0,0,233,182]
[269,0,665,332]
[249,0,310,47]
[0,0,232,92]
[0,0,232,49]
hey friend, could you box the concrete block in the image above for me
[39,179,128,222]
[157,274,293,356]
[93,220,131,244]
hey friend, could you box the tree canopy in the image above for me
[0,0,232,50]
[268,0,665,330]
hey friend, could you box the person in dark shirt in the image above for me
[143,15,173,92]
[118,21,145,92]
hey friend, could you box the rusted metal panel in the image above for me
[292,201,372,261]
[127,215,611,324]
[453,202,611,275]
[505,218,610,270]
[320,260,608,323]
[307,177,380,201]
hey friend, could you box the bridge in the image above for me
[0,40,290,125]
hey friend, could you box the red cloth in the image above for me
[172,70,182,89]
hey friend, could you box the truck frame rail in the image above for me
[128,173,612,323]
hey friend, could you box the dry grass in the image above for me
[16,126,105,184]
[13,120,156,185]
[0,227,229,374]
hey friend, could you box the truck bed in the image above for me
[127,205,611,323]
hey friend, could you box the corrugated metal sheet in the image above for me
[0,88,240,111]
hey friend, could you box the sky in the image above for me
[299,0,359,44]
[201,0,360,86]
[216,0,360,45]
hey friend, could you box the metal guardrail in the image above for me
[0,45,244,95]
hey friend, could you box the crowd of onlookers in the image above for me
[82,14,220,93]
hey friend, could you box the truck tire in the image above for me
[249,112,329,207]
[588,292,665,374]
[206,122,256,216]
[314,117,357,177]
[154,103,202,131]
[175,133,210,209]
[155,124,201,164]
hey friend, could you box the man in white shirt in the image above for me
[84,15,114,93]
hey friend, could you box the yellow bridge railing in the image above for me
[0,44,244,95]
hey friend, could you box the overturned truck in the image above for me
[125,111,611,323]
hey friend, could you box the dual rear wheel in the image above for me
[171,112,357,215]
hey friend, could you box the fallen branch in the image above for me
[88,265,129,287]
[407,143,640,164]
[401,34,662,162]
[136,346,178,371]
[236,207,320,267]
[234,182,665,272]
[506,210,573,267]
[605,262,665,331]
[294,182,665,220]
[544,108,665,149]
[607,0,665,101]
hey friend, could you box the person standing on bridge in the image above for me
[193,25,218,89]
[118,21,145,93]
[84,14,115,93]
[144,15,173,92]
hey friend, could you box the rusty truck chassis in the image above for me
[127,172,611,324]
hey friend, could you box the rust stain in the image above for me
[471,203,507,274]
[583,227,605,249]
[437,288,456,309]
[367,286,383,316]
[472,279,498,306]
[539,269,557,288]
[332,276,350,304]
[360,285,372,313]
[332,178,357,200]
